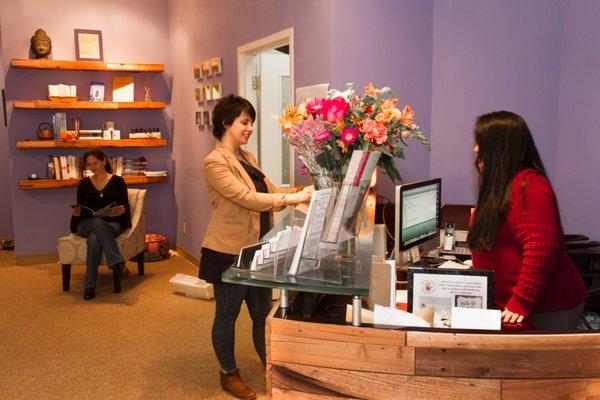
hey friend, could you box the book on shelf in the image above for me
[112,76,134,102]
[144,171,167,177]
[70,201,120,217]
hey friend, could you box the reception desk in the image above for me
[266,303,600,399]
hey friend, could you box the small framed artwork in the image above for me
[211,83,222,100]
[75,29,103,61]
[202,85,211,101]
[201,61,211,78]
[89,81,105,102]
[203,110,211,126]
[196,111,203,125]
[195,87,204,102]
[193,64,202,80]
[210,57,222,75]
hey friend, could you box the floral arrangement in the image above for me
[274,83,430,184]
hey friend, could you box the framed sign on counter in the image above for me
[407,267,493,327]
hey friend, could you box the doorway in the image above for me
[237,28,294,187]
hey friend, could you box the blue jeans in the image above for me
[76,218,123,288]
[212,282,272,372]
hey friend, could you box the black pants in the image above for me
[212,282,272,372]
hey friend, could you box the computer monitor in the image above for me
[394,178,441,265]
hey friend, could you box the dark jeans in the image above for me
[212,282,272,373]
[76,217,123,288]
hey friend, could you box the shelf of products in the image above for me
[16,138,167,149]
[19,175,167,190]
[13,100,166,110]
[10,59,165,73]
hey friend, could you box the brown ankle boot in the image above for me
[220,368,256,400]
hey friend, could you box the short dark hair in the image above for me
[83,148,112,173]
[468,110,547,251]
[211,94,256,140]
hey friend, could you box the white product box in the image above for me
[112,129,121,140]
[169,273,214,299]
[102,129,112,140]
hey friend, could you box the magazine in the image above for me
[71,202,121,217]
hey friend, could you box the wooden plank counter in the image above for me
[266,303,600,399]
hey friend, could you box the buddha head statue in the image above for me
[30,29,52,59]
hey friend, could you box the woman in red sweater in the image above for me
[468,111,586,330]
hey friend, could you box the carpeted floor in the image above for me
[0,251,267,399]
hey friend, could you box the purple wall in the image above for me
[0,20,13,238]
[1,0,174,257]
[430,0,564,205]
[168,0,333,257]
[555,0,600,239]
[331,0,433,201]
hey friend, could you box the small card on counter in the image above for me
[451,307,501,330]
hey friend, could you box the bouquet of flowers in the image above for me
[273,83,430,185]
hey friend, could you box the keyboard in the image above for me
[439,246,471,256]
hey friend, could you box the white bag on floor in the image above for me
[169,273,214,299]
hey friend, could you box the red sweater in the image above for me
[472,169,586,317]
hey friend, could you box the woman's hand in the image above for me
[285,189,313,205]
[501,308,525,324]
[72,206,81,217]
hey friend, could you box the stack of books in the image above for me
[78,129,103,140]
[123,157,147,176]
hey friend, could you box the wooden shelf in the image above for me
[14,100,166,110]
[11,59,165,72]
[19,175,167,190]
[17,138,167,149]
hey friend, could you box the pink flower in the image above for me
[299,164,309,175]
[340,127,358,146]
[360,118,388,145]
[306,98,325,115]
[401,130,411,140]
[314,130,333,142]
[320,97,349,123]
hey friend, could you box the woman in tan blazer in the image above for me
[200,95,312,400]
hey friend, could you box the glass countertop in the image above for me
[221,207,371,296]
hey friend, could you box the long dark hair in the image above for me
[83,148,112,173]
[467,111,547,251]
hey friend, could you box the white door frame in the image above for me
[237,28,295,187]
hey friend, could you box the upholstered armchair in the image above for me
[58,188,147,293]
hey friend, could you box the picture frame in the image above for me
[202,85,211,101]
[201,61,211,78]
[193,64,202,80]
[211,83,222,100]
[75,29,103,61]
[407,267,493,328]
[89,81,105,102]
[203,110,211,126]
[210,57,222,75]
[195,87,203,102]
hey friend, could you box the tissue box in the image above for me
[169,273,214,299]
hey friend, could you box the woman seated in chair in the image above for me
[71,148,131,300]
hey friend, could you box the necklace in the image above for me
[92,174,111,197]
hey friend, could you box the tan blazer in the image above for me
[202,141,300,255]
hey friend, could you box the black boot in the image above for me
[83,287,95,300]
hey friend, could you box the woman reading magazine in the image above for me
[70,148,131,300]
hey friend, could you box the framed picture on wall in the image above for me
[195,87,203,102]
[201,61,211,78]
[75,29,103,61]
[193,64,202,80]
[210,57,222,75]
[203,110,211,126]
[211,83,222,100]
[202,85,211,101]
